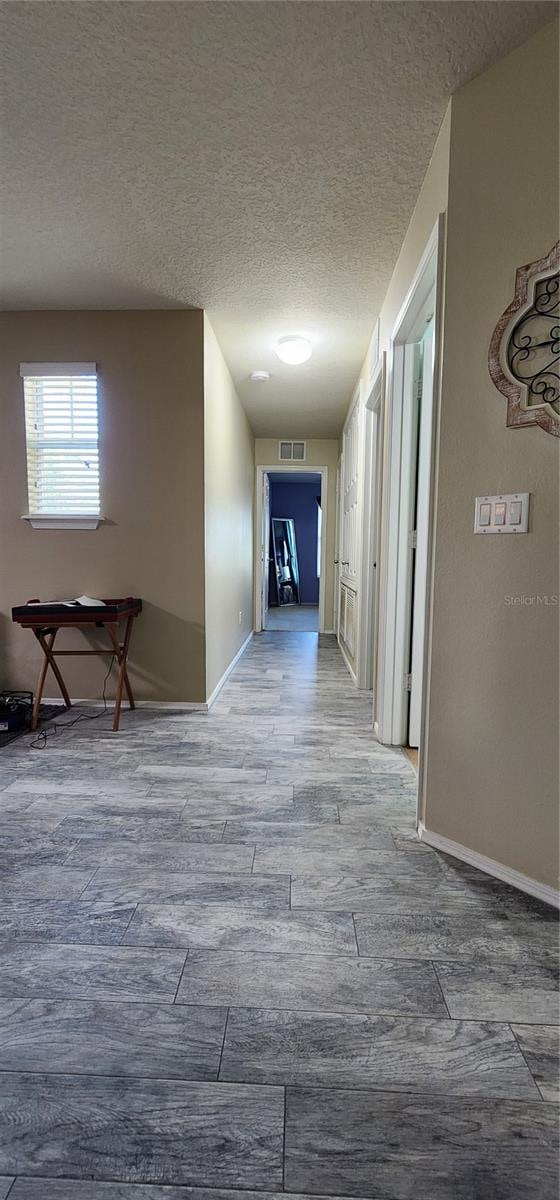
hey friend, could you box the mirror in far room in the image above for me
[270,518,300,606]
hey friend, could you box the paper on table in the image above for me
[27,595,106,608]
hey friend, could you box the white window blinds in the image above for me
[20,363,100,516]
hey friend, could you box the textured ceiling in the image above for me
[0,1,554,436]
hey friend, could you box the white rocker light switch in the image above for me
[474,493,530,534]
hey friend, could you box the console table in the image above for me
[12,597,142,732]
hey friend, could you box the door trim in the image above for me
[361,354,385,698]
[376,214,446,824]
[254,464,328,633]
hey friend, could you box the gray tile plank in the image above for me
[0,943,186,1002]
[441,875,560,920]
[221,802,339,824]
[265,768,380,787]
[291,874,488,914]
[8,1183,372,1200]
[294,782,416,805]
[52,817,225,842]
[220,1008,538,1098]
[6,781,152,799]
[338,803,418,826]
[223,823,395,849]
[152,784,294,807]
[0,816,65,839]
[82,868,290,907]
[0,1073,284,1189]
[124,904,357,954]
[511,1024,560,1102]
[0,998,226,1081]
[66,841,254,873]
[354,911,559,962]
[244,754,374,774]
[254,845,443,878]
[435,960,559,1023]
[176,949,446,1016]
[26,796,188,818]
[0,866,96,900]
[134,767,267,783]
[285,1086,559,1199]
[0,838,77,869]
[0,1180,13,1200]
[0,899,135,945]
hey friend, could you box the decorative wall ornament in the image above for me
[489,243,559,438]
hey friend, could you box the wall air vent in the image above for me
[279,440,306,462]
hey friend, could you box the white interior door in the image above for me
[261,472,270,629]
[408,321,435,746]
[334,461,342,638]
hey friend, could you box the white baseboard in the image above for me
[43,633,255,715]
[338,640,357,685]
[205,631,253,710]
[418,821,559,910]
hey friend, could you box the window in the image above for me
[20,363,101,527]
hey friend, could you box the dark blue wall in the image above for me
[270,481,320,604]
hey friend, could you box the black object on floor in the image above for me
[0,695,59,749]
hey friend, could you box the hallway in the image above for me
[0,632,557,1198]
[266,605,319,631]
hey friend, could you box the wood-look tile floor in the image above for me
[0,632,558,1199]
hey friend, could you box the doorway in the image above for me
[376,215,444,817]
[255,467,327,633]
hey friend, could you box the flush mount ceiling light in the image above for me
[275,335,312,365]
[250,370,270,382]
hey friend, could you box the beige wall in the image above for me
[204,316,254,698]
[423,24,559,888]
[255,439,340,631]
[0,311,206,703]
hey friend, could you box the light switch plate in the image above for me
[474,493,530,534]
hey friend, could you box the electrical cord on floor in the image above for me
[29,654,117,749]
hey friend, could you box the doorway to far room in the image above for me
[263,472,322,632]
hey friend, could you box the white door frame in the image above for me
[358,352,385,694]
[376,214,445,814]
[261,471,271,628]
[334,459,342,640]
[254,464,328,633]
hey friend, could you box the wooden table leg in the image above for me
[107,623,135,710]
[111,615,135,731]
[31,630,72,730]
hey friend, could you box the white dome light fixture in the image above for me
[275,335,312,365]
[250,370,270,382]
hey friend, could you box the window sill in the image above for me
[21,515,105,530]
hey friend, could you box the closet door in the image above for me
[338,389,362,670]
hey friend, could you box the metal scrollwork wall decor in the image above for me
[489,243,559,438]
